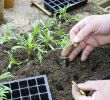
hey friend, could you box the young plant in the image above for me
[0,25,16,45]
[55,34,69,49]
[7,51,22,69]
[0,72,13,100]
[15,32,37,60]
[40,29,55,50]
[0,72,13,80]
[35,43,47,64]
[0,85,11,100]
[56,4,70,21]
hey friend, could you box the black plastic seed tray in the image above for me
[0,75,52,100]
[44,0,88,13]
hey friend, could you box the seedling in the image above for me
[0,25,16,45]
[0,72,13,80]
[35,43,47,64]
[15,32,37,60]
[0,72,13,100]
[7,51,22,69]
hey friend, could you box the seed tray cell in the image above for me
[1,75,52,100]
[44,0,88,13]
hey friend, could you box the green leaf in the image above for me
[0,72,13,80]
[11,45,26,52]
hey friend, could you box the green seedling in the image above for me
[0,72,13,100]
[0,34,17,45]
[7,51,22,69]
[0,72,13,80]
[15,32,37,60]
[44,18,56,29]
[0,85,11,100]
[32,23,42,36]
[35,44,47,64]
[0,25,16,45]
[56,4,70,20]
[39,29,55,50]
[55,34,69,49]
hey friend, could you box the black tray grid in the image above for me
[0,75,52,100]
[44,0,88,13]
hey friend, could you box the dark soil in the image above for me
[1,43,110,100]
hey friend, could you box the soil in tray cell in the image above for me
[19,80,28,88]
[11,82,19,90]
[37,77,45,85]
[21,88,29,96]
[28,79,36,86]
[12,90,20,98]
[31,95,40,100]
[40,93,49,100]
[30,86,38,95]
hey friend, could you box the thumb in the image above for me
[72,84,92,100]
[78,81,102,91]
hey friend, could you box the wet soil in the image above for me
[1,44,110,100]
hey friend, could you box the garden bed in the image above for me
[0,2,110,100]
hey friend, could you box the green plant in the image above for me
[0,25,16,45]
[0,72,13,80]
[55,34,69,49]
[39,28,55,50]
[15,32,37,60]
[56,4,70,20]
[0,72,13,100]
[7,51,22,69]
[0,85,11,100]
[35,44,47,64]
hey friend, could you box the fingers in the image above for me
[73,24,93,43]
[72,84,92,100]
[70,19,86,43]
[78,81,104,91]
[69,42,86,61]
[81,45,94,61]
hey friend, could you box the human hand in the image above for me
[72,80,110,100]
[69,14,110,61]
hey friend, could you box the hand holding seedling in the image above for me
[72,80,110,100]
[69,14,110,61]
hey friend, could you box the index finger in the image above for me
[70,19,86,43]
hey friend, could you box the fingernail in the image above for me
[73,36,79,43]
